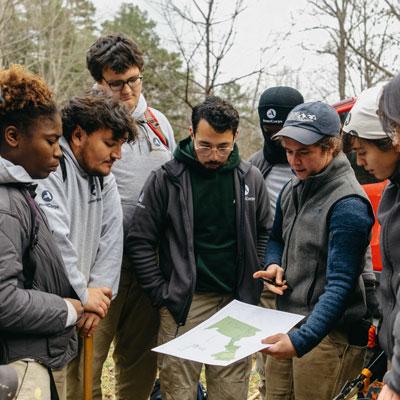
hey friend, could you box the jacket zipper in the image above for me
[172,176,195,328]
[236,173,246,297]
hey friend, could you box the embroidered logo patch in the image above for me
[266,108,277,119]
[41,190,53,202]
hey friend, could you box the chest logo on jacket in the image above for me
[245,184,255,202]
[41,190,53,202]
[38,190,59,209]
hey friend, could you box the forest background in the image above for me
[1,0,399,156]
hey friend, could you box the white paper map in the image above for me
[153,300,304,366]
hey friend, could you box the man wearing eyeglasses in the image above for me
[126,96,271,399]
[85,33,176,400]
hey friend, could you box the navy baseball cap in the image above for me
[272,101,341,145]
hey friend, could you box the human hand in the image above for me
[378,384,400,400]
[77,312,101,337]
[253,264,288,295]
[64,298,84,321]
[260,333,297,359]
[84,287,112,318]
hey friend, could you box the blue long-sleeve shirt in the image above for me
[264,194,373,356]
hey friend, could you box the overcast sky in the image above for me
[93,0,336,101]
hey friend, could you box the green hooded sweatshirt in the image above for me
[174,136,240,293]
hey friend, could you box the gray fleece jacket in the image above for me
[378,165,400,394]
[0,156,77,368]
[35,137,123,304]
[112,94,176,234]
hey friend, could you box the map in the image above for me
[207,316,260,361]
[153,300,304,366]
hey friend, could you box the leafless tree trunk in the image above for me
[308,0,353,99]
[307,0,398,99]
[158,0,261,107]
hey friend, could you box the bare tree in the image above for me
[344,0,395,87]
[158,0,261,107]
[306,0,398,99]
[307,0,353,99]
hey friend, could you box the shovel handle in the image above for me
[83,335,94,400]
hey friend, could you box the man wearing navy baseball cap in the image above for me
[249,86,304,400]
[254,101,375,400]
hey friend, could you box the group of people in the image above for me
[0,30,400,400]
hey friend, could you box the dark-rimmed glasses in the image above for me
[193,139,234,157]
[103,75,143,92]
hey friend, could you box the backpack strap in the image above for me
[144,107,169,148]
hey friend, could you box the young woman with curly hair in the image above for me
[0,65,83,400]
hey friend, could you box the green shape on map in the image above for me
[207,316,260,361]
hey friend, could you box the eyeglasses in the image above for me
[102,75,143,92]
[193,139,234,157]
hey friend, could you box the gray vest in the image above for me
[277,153,370,324]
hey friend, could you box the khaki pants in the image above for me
[66,260,159,400]
[52,366,67,400]
[265,329,366,400]
[11,360,50,400]
[158,292,252,400]
[256,289,276,400]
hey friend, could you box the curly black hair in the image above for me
[191,96,239,134]
[86,33,144,82]
[62,94,137,143]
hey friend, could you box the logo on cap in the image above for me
[153,137,161,147]
[289,111,317,122]
[266,108,277,119]
[41,190,53,202]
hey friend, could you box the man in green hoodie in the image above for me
[126,96,271,400]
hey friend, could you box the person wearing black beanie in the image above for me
[248,86,304,400]
[249,86,304,217]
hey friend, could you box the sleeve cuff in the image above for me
[63,299,78,327]
[383,370,400,395]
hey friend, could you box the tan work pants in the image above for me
[256,288,276,400]
[158,292,252,400]
[11,360,50,400]
[66,259,159,400]
[265,328,366,400]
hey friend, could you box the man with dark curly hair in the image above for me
[126,96,271,399]
[34,94,136,399]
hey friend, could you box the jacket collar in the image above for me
[162,158,252,181]
[291,152,353,205]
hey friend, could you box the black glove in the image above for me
[364,279,381,319]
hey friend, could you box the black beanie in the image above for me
[258,86,304,165]
[258,86,304,125]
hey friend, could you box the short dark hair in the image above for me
[0,64,58,141]
[86,33,144,82]
[62,95,137,142]
[342,131,393,153]
[379,74,400,138]
[191,96,239,134]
